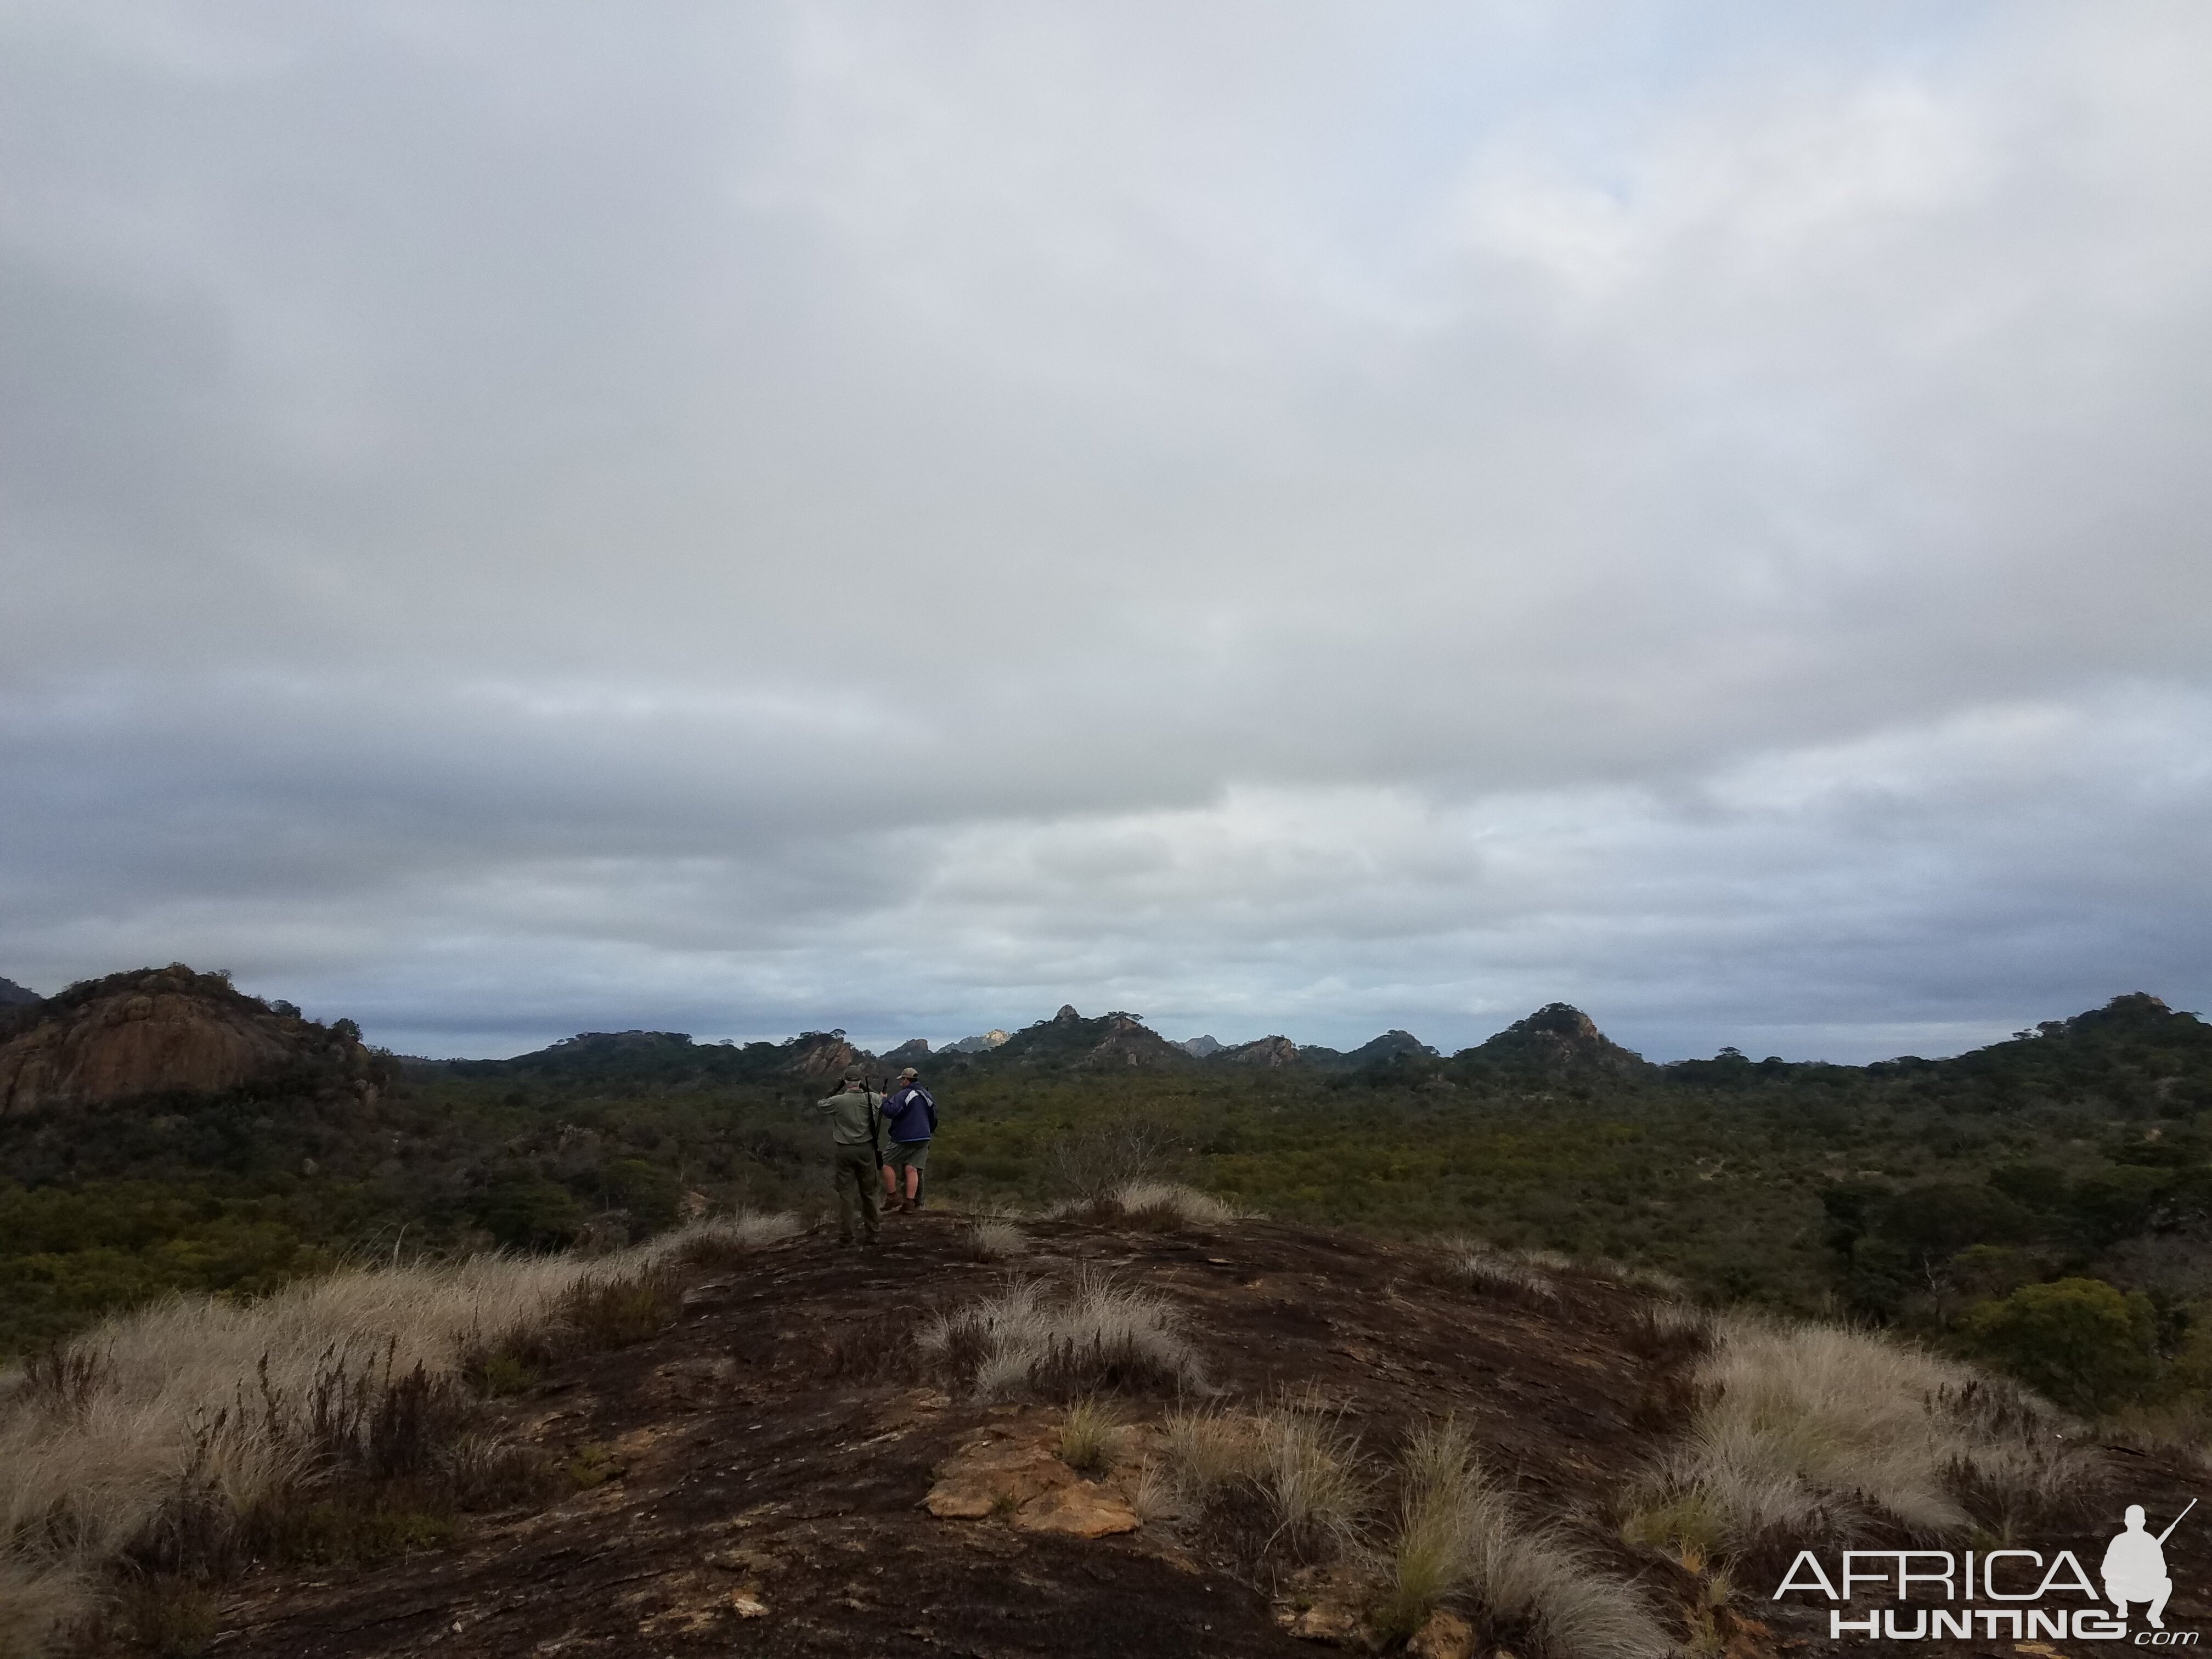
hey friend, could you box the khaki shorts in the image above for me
[885,1139,931,1175]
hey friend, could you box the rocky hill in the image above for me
[1459,1002,1648,1079]
[0,964,379,1115]
[0,975,38,1008]
[985,1005,1197,1070]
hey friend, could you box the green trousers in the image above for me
[832,1142,879,1242]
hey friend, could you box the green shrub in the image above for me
[1962,1277,2158,1414]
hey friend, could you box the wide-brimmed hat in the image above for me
[841,1063,865,1082]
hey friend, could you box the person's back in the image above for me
[878,1066,937,1212]
[810,1066,884,1245]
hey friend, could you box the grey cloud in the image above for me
[2,2,2208,1058]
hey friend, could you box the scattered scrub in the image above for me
[1629,1317,2095,1568]
[1378,1416,1668,1659]
[921,1270,1203,1400]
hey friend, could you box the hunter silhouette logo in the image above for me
[2106,1501,2193,1630]
[1774,1500,2203,1643]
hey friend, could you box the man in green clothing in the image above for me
[811,1064,884,1246]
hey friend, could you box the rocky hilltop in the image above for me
[0,976,38,1008]
[0,964,379,1115]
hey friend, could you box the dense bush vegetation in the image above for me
[3,987,2210,1420]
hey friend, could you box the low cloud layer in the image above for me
[4,3,2209,1060]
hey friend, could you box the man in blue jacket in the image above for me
[878,1066,937,1213]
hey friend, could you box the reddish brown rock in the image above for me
[1408,1608,1474,1659]
[0,964,366,1114]
[924,1434,1074,1519]
[1013,1481,1139,1538]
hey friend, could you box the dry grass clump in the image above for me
[1107,1181,1243,1229]
[1593,1258,1690,1297]
[1057,1397,1124,1475]
[1436,1239,1562,1302]
[1379,1417,1668,1659]
[1126,1457,1178,1525]
[963,1218,1029,1262]
[921,1270,1204,1401]
[1259,1395,1369,1550]
[664,1210,804,1268]
[1159,1405,1269,1499]
[0,1560,89,1659]
[1629,1317,2094,1565]
[0,1215,795,1656]
[1156,1393,1368,1554]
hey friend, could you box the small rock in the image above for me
[1408,1609,1474,1659]
[1014,1480,1139,1538]
[1282,1602,1363,1643]
[731,1592,769,1618]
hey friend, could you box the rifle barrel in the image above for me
[2158,1498,2197,1545]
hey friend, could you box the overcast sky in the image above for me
[4,2,2209,1062]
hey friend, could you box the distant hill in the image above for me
[0,963,377,1114]
[0,977,38,1008]
[432,1027,865,1088]
[1460,1003,1646,1079]
[987,1006,1192,1070]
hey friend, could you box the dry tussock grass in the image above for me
[1259,1396,1369,1550]
[1057,1397,1124,1475]
[1159,1405,1269,1498]
[921,1269,1204,1400]
[1107,1181,1243,1228]
[963,1218,1028,1261]
[1436,1239,1562,1301]
[0,1214,795,1656]
[1380,1417,1668,1659]
[1632,1317,2094,1563]
[667,1211,803,1267]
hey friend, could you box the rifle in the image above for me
[866,1074,886,1171]
[2158,1499,2197,1545]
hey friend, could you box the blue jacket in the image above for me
[881,1084,937,1142]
